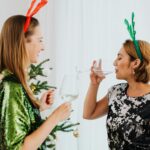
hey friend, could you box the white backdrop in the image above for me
[1,0,150,150]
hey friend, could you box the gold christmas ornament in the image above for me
[73,128,79,138]
[30,84,36,92]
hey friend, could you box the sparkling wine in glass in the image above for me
[59,74,79,102]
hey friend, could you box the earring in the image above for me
[133,69,135,75]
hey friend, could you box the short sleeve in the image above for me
[107,83,128,106]
[2,82,31,150]
[107,85,116,105]
[107,85,114,100]
[107,84,122,105]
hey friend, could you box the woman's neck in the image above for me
[126,79,150,97]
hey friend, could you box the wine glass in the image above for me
[76,59,114,76]
[59,74,79,102]
[93,59,114,76]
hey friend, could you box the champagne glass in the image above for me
[93,59,114,76]
[76,59,114,76]
[59,74,79,102]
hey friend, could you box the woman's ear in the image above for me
[132,58,141,69]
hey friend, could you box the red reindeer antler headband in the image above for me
[24,0,48,32]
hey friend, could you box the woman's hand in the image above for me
[52,102,72,122]
[90,60,105,85]
[39,89,55,111]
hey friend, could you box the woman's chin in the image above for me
[115,74,121,79]
[116,75,124,80]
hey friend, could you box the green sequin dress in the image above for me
[0,70,47,150]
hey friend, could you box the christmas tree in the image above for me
[29,59,79,150]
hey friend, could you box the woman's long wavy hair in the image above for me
[0,15,40,107]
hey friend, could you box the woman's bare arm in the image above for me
[22,102,71,150]
[83,83,109,120]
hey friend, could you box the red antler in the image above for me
[24,0,48,32]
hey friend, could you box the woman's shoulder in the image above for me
[107,83,127,104]
[109,82,127,92]
[1,69,22,89]
[2,76,23,93]
[0,74,26,102]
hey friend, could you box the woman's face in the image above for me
[25,25,44,64]
[113,47,134,80]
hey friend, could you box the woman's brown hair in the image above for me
[0,15,40,107]
[123,39,150,83]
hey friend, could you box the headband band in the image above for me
[124,12,143,61]
[24,0,48,32]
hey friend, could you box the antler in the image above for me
[24,0,48,32]
[124,12,143,61]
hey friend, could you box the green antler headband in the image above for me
[124,12,143,61]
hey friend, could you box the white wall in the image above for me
[0,0,28,28]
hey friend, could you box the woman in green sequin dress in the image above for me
[0,15,72,150]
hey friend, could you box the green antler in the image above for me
[124,12,143,61]
[124,12,136,41]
